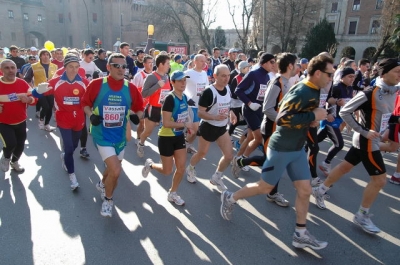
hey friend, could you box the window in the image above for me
[331,2,338,12]
[38,14,42,22]
[93,13,97,23]
[23,13,29,20]
[59,13,64,23]
[329,22,336,30]
[11,32,16,41]
[371,20,380,34]
[8,10,14,18]
[352,0,360,11]
[349,21,357,34]
[376,0,384,9]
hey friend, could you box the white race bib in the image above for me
[158,89,170,104]
[380,113,391,133]
[319,94,328,108]
[257,84,267,101]
[196,83,206,96]
[102,106,126,128]
[174,111,188,132]
[218,102,230,117]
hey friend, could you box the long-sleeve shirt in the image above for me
[263,75,289,121]
[235,66,270,105]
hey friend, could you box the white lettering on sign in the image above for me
[167,46,187,55]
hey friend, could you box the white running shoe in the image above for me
[101,199,114,217]
[220,191,234,221]
[186,165,197,183]
[311,187,330,210]
[69,173,79,190]
[231,156,241,179]
[353,212,381,234]
[96,181,105,200]
[137,142,144,158]
[210,173,227,192]
[242,165,250,172]
[142,158,153,178]
[311,177,323,187]
[10,161,25,173]
[168,192,185,206]
[39,120,45,130]
[319,161,331,176]
[266,192,289,207]
[292,230,328,250]
[0,155,10,172]
[44,124,56,132]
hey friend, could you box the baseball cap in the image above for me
[170,70,190,81]
[174,54,182,61]
[300,58,308,64]
[228,48,238,54]
[136,49,144,56]
[30,47,38,52]
[238,61,250,70]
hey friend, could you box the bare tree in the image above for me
[371,0,400,63]
[227,0,261,53]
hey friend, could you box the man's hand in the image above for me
[248,102,261,111]
[19,95,32,104]
[326,114,335,122]
[366,130,380,140]
[157,79,165,88]
[313,108,327,121]
[310,121,319,127]
[336,98,345,107]
[90,114,103,126]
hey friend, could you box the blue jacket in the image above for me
[235,66,270,105]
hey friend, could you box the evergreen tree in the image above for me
[300,18,338,59]
[212,26,227,49]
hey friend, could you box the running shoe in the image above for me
[311,177,323,187]
[220,191,234,221]
[44,124,56,132]
[80,148,90,158]
[167,192,185,206]
[96,181,105,200]
[210,173,227,192]
[319,161,331,176]
[39,120,45,130]
[311,187,330,210]
[142,158,153,178]
[233,140,241,150]
[186,165,197,183]
[389,175,400,185]
[60,153,67,172]
[35,111,40,118]
[69,173,79,190]
[292,230,328,250]
[242,165,250,172]
[186,145,197,154]
[353,212,381,234]
[10,161,25,173]
[137,142,144,158]
[100,199,114,217]
[0,155,10,172]
[266,192,289,207]
[231,156,241,179]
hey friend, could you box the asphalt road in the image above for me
[0,107,399,265]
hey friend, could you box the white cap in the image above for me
[30,47,38,51]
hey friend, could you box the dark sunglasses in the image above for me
[110,63,128,69]
[321,70,334,78]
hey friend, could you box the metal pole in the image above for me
[83,0,90,46]
[119,0,122,41]
[262,0,266,51]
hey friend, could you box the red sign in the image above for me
[168,46,187,55]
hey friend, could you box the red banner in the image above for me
[168,46,187,55]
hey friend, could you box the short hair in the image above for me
[276,53,297,74]
[143,55,153,64]
[194,54,205,62]
[107,53,125,64]
[155,54,170,67]
[84,49,95,56]
[9,45,18,51]
[149,48,155,54]
[0,59,16,68]
[213,47,220,52]
[119,42,129,49]
[344,60,355,67]
[358,58,370,67]
[307,55,334,76]
[214,64,229,75]
[198,49,207,55]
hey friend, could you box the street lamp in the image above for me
[144,24,154,54]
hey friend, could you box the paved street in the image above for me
[1,107,399,265]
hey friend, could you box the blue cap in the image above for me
[170,70,190,81]
[300,58,308,64]
[174,54,182,61]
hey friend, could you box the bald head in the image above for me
[194,54,206,71]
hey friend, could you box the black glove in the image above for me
[130,114,140,125]
[90,114,103,126]
[187,99,196,106]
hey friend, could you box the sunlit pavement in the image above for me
[1,107,399,264]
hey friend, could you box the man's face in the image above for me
[144,58,153,71]
[341,74,356,86]
[31,50,38,56]
[40,52,51,63]
[55,51,64,61]
[301,63,308,71]
[360,63,370,73]
[214,67,230,87]
[383,66,400,86]
[120,46,130,56]
[29,57,37,64]
[172,78,187,91]
[158,59,170,73]
[195,55,206,69]
[214,50,220,58]
[350,62,357,71]
[10,49,18,57]
[289,63,297,77]
[319,63,335,88]
[84,53,94,63]
[98,52,106,60]
[107,57,127,81]
[229,52,237,61]
[261,59,276,72]
[1,61,17,81]
[65,62,80,77]
[138,52,144,61]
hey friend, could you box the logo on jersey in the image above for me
[73,88,80,95]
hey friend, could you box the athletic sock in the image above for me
[358,206,369,215]
[318,184,330,195]
[295,228,306,236]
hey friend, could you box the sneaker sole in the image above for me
[353,218,380,234]
[389,179,400,185]
[187,178,197,183]
[266,196,289,207]
[71,184,79,191]
[220,192,231,221]
[100,212,112,217]
[292,241,328,250]
[210,180,226,192]
[168,199,185,206]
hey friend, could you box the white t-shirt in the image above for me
[288,74,300,89]
[79,60,100,80]
[184,69,208,107]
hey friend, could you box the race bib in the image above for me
[196,83,206,96]
[319,94,328,108]
[257,84,267,101]
[63,96,80,105]
[158,89,170,104]
[218,102,230,117]
[174,111,188,132]
[102,106,126,128]
[380,113,391,133]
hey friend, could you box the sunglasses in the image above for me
[110,63,128,69]
[321,70,334,78]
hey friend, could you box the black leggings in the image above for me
[39,95,54,125]
[80,119,88,148]
[228,107,247,135]
[0,121,27,162]
[317,125,344,164]
[306,127,319,178]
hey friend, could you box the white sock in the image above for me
[318,184,330,195]
[295,228,306,236]
[228,193,236,204]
